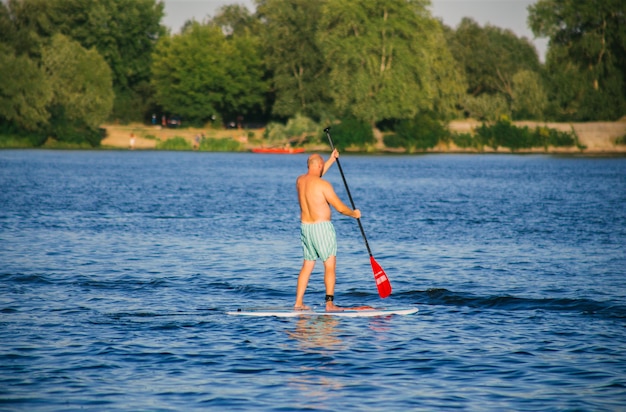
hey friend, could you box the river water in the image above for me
[1,150,625,411]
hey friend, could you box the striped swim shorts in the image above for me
[300,221,337,262]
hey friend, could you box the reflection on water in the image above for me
[287,371,345,409]
[286,317,346,409]
[287,316,344,351]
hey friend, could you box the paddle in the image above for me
[324,127,392,298]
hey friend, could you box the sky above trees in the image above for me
[161,0,549,60]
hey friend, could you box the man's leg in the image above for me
[295,260,315,309]
[323,256,341,311]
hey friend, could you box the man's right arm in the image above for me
[321,149,339,176]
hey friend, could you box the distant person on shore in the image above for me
[295,150,361,311]
[129,133,136,150]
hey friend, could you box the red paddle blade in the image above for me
[370,256,392,298]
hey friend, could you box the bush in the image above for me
[382,133,405,148]
[47,116,105,147]
[284,114,320,145]
[475,118,532,150]
[537,126,576,147]
[616,135,626,145]
[0,135,36,148]
[451,132,475,149]
[0,122,46,147]
[156,136,192,150]
[463,94,510,121]
[263,115,321,146]
[394,112,449,152]
[263,122,287,142]
[329,117,374,150]
[199,137,242,152]
[43,138,93,149]
[474,119,577,151]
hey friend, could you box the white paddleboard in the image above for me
[227,307,418,318]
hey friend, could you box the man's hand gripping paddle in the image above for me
[324,127,392,298]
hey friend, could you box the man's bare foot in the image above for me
[325,302,343,312]
[294,304,310,310]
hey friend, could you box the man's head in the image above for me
[307,154,324,177]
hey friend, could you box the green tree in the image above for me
[446,17,542,119]
[529,0,626,120]
[60,0,165,122]
[257,0,331,121]
[462,94,510,121]
[42,34,114,145]
[539,45,585,120]
[511,70,548,120]
[0,0,51,57]
[448,18,541,98]
[0,43,52,132]
[211,4,261,37]
[423,21,467,119]
[318,0,437,126]
[2,0,165,122]
[151,22,267,124]
[210,4,270,123]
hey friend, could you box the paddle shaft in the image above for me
[324,128,373,257]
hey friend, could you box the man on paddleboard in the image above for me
[295,150,361,311]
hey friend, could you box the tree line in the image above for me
[1,0,624,147]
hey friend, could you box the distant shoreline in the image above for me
[446,119,626,154]
[98,119,626,154]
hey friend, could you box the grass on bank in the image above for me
[0,135,95,149]
[0,135,34,149]
[154,136,244,151]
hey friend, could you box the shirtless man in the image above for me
[295,149,361,311]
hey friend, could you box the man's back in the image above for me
[297,173,332,223]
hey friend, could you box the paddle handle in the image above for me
[324,127,373,257]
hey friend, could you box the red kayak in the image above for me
[251,147,305,154]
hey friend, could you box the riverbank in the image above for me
[446,119,626,154]
[100,124,255,150]
[99,119,626,154]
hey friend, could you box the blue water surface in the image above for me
[1,150,625,411]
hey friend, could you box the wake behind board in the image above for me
[227,307,418,318]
